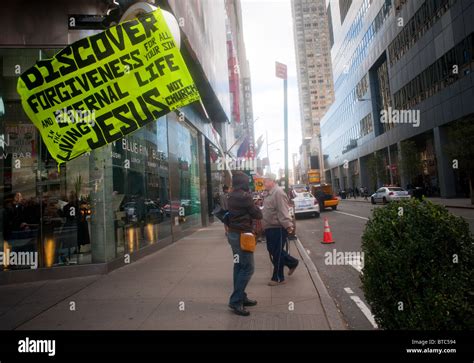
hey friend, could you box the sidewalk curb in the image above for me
[341,199,474,209]
[293,238,347,330]
[444,205,474,210]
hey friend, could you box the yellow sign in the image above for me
[255,177,264,192]
[17,8,201,165]
[308,170,320,184]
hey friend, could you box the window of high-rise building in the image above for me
[339,0,353,24]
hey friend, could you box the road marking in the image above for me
[344,287,354,294]
[344,256,364,274]
[334,211,369,220]
[349,295,378,329]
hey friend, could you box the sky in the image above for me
[240,0,302,173]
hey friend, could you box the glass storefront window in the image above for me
[1,48,208,273]
[168,115,202,231]
[112,118,171,257]
[208,143,225,212]
[1,49,98,269]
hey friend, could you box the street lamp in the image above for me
[265,134,284,174]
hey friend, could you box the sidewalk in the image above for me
[0,223,346,330]
[340,197,474,209]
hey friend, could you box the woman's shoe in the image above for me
[228,304,250,316]
[243,298,257,307]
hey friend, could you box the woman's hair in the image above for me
[232,171,249,192]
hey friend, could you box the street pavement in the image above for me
[2,197,471,331]
[295,198,474,330]
[0,224,346,330]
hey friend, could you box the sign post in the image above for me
[275,61,288,193]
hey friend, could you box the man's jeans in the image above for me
[265,227,299,282]
[227,231,255,307]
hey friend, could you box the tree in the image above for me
[444,119,474,204]
[361,199,474,329]
[366,152,385,192]
[399,140,422,187]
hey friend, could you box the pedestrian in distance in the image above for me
[363,186,369,200]
[262,173,299,286]
[219,185,229,211]
[226,172,263,316]
[220,185,230,235]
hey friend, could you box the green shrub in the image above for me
[361,198,474,329]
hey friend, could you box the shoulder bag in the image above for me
[240,232,256,252]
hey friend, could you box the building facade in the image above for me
[321,0,473,197]
[0,0,237,283]
[291,0,335,183]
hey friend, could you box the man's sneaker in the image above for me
[228,304,250,316]
[243,298,257,307]
[267,280,286,286]
[288,260,299,276]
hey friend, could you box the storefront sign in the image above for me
[242,78,255,158]
[17,8,201,165]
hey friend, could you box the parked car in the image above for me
[163,200,192,217]
[123,200,164,223]
[292,192,320,218]
[291,184,308,193]
[371,187,410,204]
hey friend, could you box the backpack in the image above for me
[212,204,231,225]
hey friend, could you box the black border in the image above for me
[0,330,472,362]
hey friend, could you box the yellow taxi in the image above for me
[310,183,339,211]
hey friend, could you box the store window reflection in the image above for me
[169,118,201,230]
[112,118,171,257]
[1,49,94,270]
[209,144,225,211]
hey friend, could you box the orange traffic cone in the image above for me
[321,217,334,244]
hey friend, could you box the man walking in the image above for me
[226,172,263,316]
[262,173,299,286]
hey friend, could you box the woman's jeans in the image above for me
[227,231,255,308]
